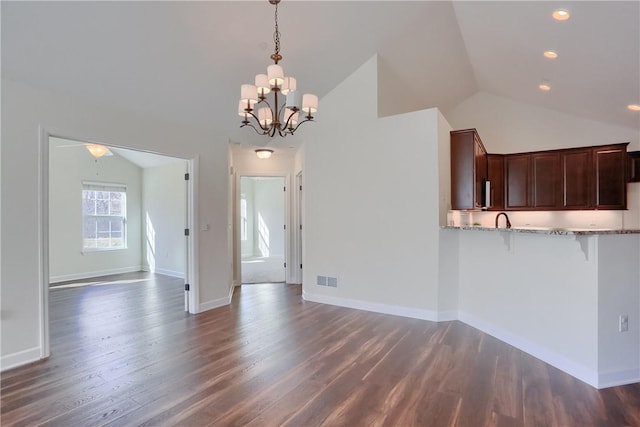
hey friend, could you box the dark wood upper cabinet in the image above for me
[451,128,629,211]
[593,144,628,209]
[505,154,531,209]
[630,152,640,182]
[531,152,561,208]
[450,129,487,210]
[562,149,592,209]
[487,154,504,210]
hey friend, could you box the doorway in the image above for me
[240,176,286,283]
[40,132,199,359]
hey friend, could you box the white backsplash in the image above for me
[447,184,640,230]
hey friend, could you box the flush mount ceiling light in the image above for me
[627,104,640,111]
[255,148,274,159]
[238,0,318,138]
[85,144,110,158]
[538,82,551,91]
[552,9,570,21]
[543,50,558,59]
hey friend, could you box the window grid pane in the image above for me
[82,188,127,250]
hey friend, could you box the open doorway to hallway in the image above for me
[240,176,286,283]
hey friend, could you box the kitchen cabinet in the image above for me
[531,152,561,208]
[450,129,487,210]
[505,154,531,209]
[487,154,504,210]
[561,148,592,209]
[630,152,640,182]
[450,128,629,211]
[593,144,627,209]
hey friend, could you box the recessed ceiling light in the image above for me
[539,83,551,92]
[544,50,558,59]
[552,9,570,21]
[628,104,640,111]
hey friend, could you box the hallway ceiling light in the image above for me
[238,0,318,138]
[85,144,111,158]
[628,104,640,111]
[539,81,551,91]
[255,149,274,159]
[543,50,558,59]
[552,9,570,21]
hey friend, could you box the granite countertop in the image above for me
[441,225,640,235]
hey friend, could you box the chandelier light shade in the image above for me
[255,149,274,159]
[239,0,318,138]
[85,144,110,158]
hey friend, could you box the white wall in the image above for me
[445,91,640,229]
[302,55,451,318]
[251,177,285,257]
[1,78,231,369]
[142,160,188,278]
[49,138,143,282]
[597,234,640,387]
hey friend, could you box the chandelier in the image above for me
[238,0,318,138]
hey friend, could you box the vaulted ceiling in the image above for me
[2,1,638,153]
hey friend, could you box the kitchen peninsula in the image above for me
[441,224,640,389]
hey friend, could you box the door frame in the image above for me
[39,127,200,359]
[234,172,291,284]
[291,171,303,284]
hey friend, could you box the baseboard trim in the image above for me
[50,266,142,284]
[458,311,599,388]
[437,310,458,322]
[598,368,640,389]
[198,285,234,312]
[302,291,439,321]
[152,268,185,279]
[0,347,42,372]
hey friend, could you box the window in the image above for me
[82,182,127,250]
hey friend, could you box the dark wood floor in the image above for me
[1,272,639,427]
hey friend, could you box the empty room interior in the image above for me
[2,1,640,426]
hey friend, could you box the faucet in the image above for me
[495,212,512,229]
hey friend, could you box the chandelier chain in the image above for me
[273,2,281,57]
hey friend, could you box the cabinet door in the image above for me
[594,145,627,209]
[450,130,476,210]
[630,152,640,182]
[474,134,487,209]
[487,154,504,210]
[562,149,592,209]
[505,154,531,209]
[450,129,487,210]
[531,152,560,208]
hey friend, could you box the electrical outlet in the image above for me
[619,315,629,332]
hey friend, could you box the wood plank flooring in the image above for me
[2,272,639,426]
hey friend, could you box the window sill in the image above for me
[81,247,127,255]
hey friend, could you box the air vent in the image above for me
[317,276,327,286]
[327,277,338,288]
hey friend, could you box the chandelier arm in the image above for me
[287,116,314,134]
[241,122,269,136]
[244,110,270,131]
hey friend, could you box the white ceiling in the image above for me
[2,1,639,155]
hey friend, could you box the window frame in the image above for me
[81,181,128,253]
